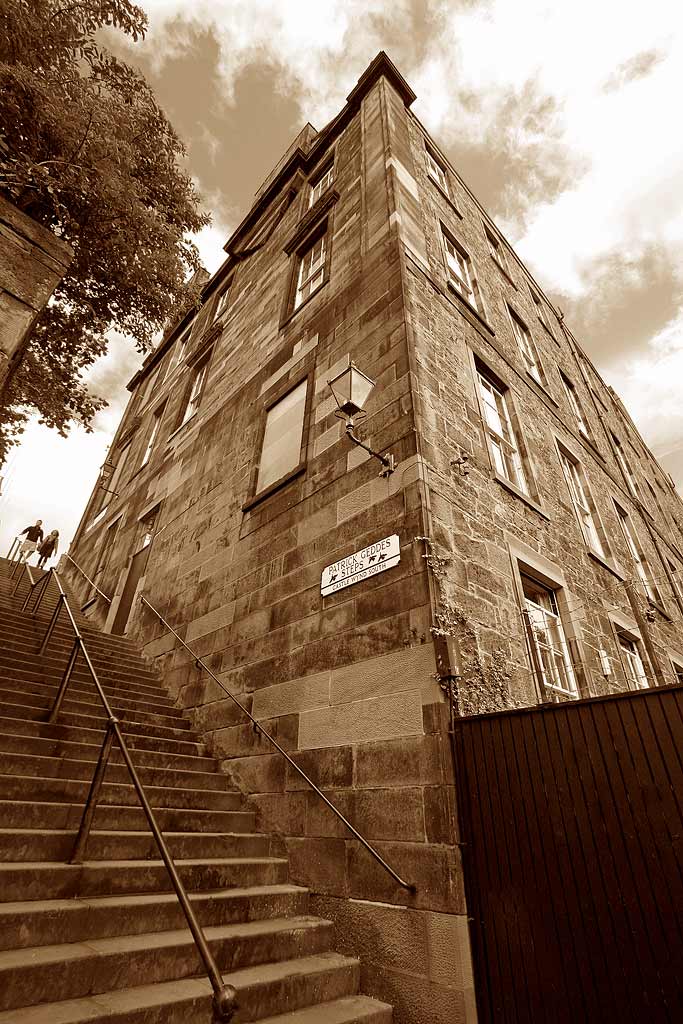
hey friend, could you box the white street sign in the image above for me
[321,534,400,597]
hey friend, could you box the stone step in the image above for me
[0,715,206,758]
[0,701,194,742]
[0,664,173,705]
[0,750,235,793]
[0,915,335,1012]
[0,883,309,950]
[0,679,178,719]
[0,686,189,729]
[0,855,289,900]
[0,827,270,863]
[0,798,255,834]
[0,774,243,811]
[0,651,167,692]
[0,728,217,773]
[0,953,364,1024]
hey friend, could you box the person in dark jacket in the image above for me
[37,530,59,569]
[18,520,43,562]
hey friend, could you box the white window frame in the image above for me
[443,231,480,311]
[294,232,327,310]
[615,504,658,604]
[485,226,506,270]
[477,371,528,494]
[214,279,233,321]
[181,361,209,426]
[521,574,579,699]
[670,655,683,686]
[561,373,590,438]
[140,406,164,468]
[309,164,334,207]
[531,289,553,334]
[426,150,449,195]
[558,448,605,557]
[509,307,543,384]
[617,632,649,690]
[612,434,638,497]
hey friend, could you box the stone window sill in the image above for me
[280,279,328,331]
[587,548,624,580]
[446,281,495,336]
[428,175,463,218]
[493,472,550,520]
[490,255,517,290]
[242,461,306,512]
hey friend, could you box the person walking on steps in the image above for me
[37,530,59,569]
[17,520,44,562]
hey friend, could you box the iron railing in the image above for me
[140,593,416,893]
[62,552,112,605]
[12,564,237,1023]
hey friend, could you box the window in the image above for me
[107,442,131,498]
[615,504,659,604]
[442,231,481,311]
[477,370,528,493]
[558,449,605,556]
[309,164,334,207]
[617,633,649,690]
[612,433,638,496]
[88,518,119,603]
[294,231,327,310]
[509,307,543,384]
[169,326,191,373]
[670,657,683,686]
[138,506,159,551]
[667,559,683,607]
[140,405,165,468]
[426,150,449,195]
[485,227,507,270]
[560,373,590,438]
[256,379,308,494]
[214,278,234,321]
[180,360,209,426]
[531,289,553,334]
[521,574,578,699]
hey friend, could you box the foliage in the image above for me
[0,0,210,463]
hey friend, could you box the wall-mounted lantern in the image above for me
[328,361,396,477]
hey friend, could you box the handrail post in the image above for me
[32,570,52,614]
[48,636,80,723]
[40,594,64,655]
[71,718,117,863]
[22,570,50,614]
[112,720,238,1021]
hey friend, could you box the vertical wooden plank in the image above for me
[515,710,587,1022]
[468,718,521,1024]
[542,705,633,1022]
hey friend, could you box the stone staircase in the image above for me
[0,556,392,1024]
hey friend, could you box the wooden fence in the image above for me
[452,685,683,1023]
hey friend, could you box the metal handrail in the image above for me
[140,594,416,893]
[23,568,237,1023]
[62,552,112,604]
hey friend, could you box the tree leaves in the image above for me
[0,0,211,463]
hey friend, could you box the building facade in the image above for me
[66,52,683,1024]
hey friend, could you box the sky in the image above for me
[2,0,683,553]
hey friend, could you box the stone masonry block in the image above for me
[330,642,436,705]
[426,911,477,994]
[347,839,465,913]
[286,837,349,895]
[298,690,424,750]
[285,745,353,791]
[186,601,236,642]
[306,787,426,842]
[354,734,444,789]
[223,753,285,794]
[252,672,331,720]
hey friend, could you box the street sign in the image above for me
[321,534,400,597]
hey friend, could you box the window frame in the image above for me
[308,161,335,208]
[611,432,639,497]
[556,442,607,558]
[140,402,166,469]
[530,288,554,337]
[244,369,314,509]
[441,227,482,314]
[560,371,591,439]
[508,305,545,385]
[177,352,211,430]
[484,226,508,274]
[426,148,450,197]
[213,275,235,322]
[614,501,661,606]
[520,571,580,702]
[616,630,649,690]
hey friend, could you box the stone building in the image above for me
[66,52,683,1023]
